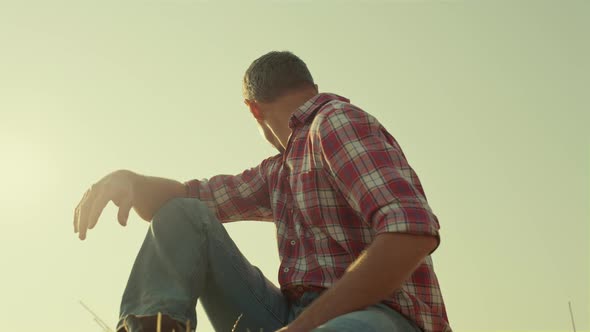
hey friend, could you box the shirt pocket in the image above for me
[290,170,343,227]
[289,170,320,223]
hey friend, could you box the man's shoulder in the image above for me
[261,153,282,166]
[312,98,377,133]
[258,153,283,175]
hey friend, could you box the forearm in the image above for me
[184,171,274,222]
[131,172,187,221]
[289,232,437,330]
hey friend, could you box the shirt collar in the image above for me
[288,93,350,129]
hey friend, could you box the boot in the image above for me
[117,312,192,332]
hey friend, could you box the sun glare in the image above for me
[0,137,56,215]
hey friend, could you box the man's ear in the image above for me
[244,99,263,120]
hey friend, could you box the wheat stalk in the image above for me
[232,313,244,332]
[569,301,577,332]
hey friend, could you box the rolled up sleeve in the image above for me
[184,155,280,223]
[315,107,441,252]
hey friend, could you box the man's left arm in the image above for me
[281,107,441,331]
[282,232,437,331]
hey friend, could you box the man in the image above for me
[73,51,451,332]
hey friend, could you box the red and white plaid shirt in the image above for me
[186,93,451,332]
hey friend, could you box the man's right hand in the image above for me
[73,169,138,240]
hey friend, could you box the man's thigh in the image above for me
[181,198,289,331]
[119,197,290,332]
[311,304,422,332]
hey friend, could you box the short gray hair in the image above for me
[243,51,315,103]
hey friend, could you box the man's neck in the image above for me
[265,89,318,149]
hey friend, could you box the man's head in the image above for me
[243,51,318,153]
[243,51,315,104]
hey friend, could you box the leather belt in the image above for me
[282,285,326,302]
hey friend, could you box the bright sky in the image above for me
[0,1,588,331]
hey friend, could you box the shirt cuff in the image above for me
[184,179,201,198]
[373,206,441,254]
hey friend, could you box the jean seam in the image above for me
[184,204,208,323]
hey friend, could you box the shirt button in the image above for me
[284,267,290,273]
[290,240,296,246]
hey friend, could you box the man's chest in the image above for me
[267,134,352,233]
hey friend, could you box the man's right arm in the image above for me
[74,169,187,240]
[134,156,278,223]
[130,172,188,222]
[74,155,279,240]
[184,155,280,223]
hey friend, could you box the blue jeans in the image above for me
[117,198,422,332]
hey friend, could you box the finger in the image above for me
[78,196,93,241]
[117,196,133,226]
[74,189,90,235]
[87,187,111,230]
[74,205,79,233]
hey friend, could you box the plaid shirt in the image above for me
[186,93,451,332]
